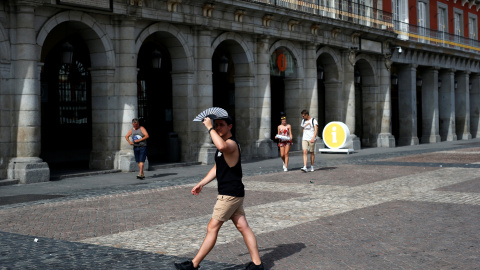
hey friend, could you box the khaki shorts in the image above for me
[302,140,315,152]
[212,195,245,222]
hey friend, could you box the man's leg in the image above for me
[231,215,262,265]
[302,149,308,167]
[310,152,315,167]
[138,162,144,176]
[192,218,224,268]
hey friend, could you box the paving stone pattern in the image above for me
[1,141,480,269]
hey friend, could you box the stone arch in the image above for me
[317,46,342,82]
[37,11,115,68]
[355,54,377,86]
[135,22,193,73]
[210,32,255,157]
[135,22,195,162]
[211,32,254,76]
[269,40,304,78]
[316,47,343,125]
[355,54,379,147]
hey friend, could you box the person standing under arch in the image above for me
[124,118,149,179]
[276,116,293,172]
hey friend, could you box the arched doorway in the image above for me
[40,23,92,171]
[212,43,236,136]
[270,47,295,140]
[354,66,363,145]
[137,40,173,163]
[317,49,341,132]
[354,58,377,147]
[391,67,400,145]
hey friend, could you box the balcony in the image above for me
[394,21,480,54]
[246,0,393,31]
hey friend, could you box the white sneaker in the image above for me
[282,162,286,169]
[301,167,307,172]
[284,168,288,172]
[310,166,314,172]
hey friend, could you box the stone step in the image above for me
[0,179,19,186]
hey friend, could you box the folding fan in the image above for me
[275,135,291,141]
[193,107,228,121]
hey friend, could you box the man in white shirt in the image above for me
[300,110,318,172]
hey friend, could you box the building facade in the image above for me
[0,0,479,183]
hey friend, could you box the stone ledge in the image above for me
[0,179,19,186]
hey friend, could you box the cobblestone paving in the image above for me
[1,142,480,269]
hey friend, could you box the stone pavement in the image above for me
[1,140,480,269]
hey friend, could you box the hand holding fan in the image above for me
[193,107,229,121]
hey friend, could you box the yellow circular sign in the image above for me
[322,122,350,149]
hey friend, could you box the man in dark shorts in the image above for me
[174,116,264,270]
[124,118,149,179]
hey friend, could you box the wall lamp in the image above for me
[391,46,402,54]
[416,76,423,87]
[219,55,229,73]
[391,73,398,86]
[151,49,162,69]
[317,64,324,81]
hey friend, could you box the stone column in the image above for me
[234,75,255,159]
[438,69,457,141]
[8,3,49,183]
[343,50,360,150]
[255,36,276,158]
[377,60,395,147]
[397,64,419,146]
[196,29,216,164]
[469,73,480,138]
[455,71,471,140]
[421,67,441,143]
[113,19,142,172]
[0,63,12,179]
[284,78,303,151]
[171,72,195,161]
[304,43,318,119]
[91,68,118,169]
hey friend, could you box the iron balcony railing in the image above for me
[245,0,479,53]
[394,21,480,53]
[248,0,394,31]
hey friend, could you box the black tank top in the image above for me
[215,137,244,197]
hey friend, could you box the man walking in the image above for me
[174,115,264,270]
[300,109,318,172]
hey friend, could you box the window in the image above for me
[438,3,448,45]
[469,15,477,40]
[393,0,409,40]
[454,10,463,42]
[417,1,427,42]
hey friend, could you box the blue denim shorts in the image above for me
[134,146,147,163]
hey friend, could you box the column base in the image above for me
[377,133,396,147]
[115,151,149,172]
[8,157,50,184]
[421,135,441,144]
[442,133,457,142]
[255,139,277,159]
[398,136,419,146]
[347,135,361,150]
[459,133,472,140]
[90,151,115,170]
[198,146,217,165]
